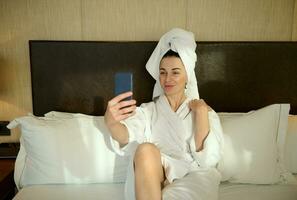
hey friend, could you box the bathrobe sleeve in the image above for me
[109,102,154,156]
[191,110,224,168]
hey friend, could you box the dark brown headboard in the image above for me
[29,41,297,115]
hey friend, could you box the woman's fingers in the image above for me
[189,99,209,112]
[106,92,136,124]
[117,110,136,121]
[116,99,136,110]
[118,105,136,115]
[108,91,133,106]
[207,106,212,111]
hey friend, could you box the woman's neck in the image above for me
[166,93,187,112]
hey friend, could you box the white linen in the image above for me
[13,184,125,200]
[145,28,199,99]
[13,181,297,200]
[110,95,224,200]
[218,104,292,184]
[8,115,129,189]
[14,137,27,190]
[219,182,297,200]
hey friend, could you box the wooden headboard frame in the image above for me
[29,41,297,115]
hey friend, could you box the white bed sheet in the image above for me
[13,184,125,200]
[219,182,297,200]
[13,182,297,200]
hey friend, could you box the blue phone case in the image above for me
[114,72,133,100]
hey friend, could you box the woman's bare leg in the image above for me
[134,143,165,200]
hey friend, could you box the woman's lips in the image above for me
[165,85,174,90]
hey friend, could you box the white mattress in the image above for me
[13,182,297,200]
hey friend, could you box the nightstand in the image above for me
[0,159,16,200]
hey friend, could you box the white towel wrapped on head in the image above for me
[145,28,199,99]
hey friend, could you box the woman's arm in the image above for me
[104,92,136,146]
[188,99,211,151]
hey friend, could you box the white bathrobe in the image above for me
[110,95,224,200]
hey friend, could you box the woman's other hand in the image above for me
[188,99,211,151]
[104,91,136,127]
[188,99,212,113]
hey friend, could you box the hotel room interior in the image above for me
[0,0,297,199]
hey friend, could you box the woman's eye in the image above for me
[173,71,180,75]
[160,71,166,75]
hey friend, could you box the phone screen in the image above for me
[114,72,133,100]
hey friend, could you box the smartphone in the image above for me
[114,72,133,100]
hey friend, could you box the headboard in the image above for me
[29,41,297,116]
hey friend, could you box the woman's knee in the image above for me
[134,143,160,163]
[134,143,165,183]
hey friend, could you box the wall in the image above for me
[0,0,296,142]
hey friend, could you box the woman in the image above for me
[104,28,223,200]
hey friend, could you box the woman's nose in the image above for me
[165,74,172,82]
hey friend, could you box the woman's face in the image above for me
[159,56,187,97]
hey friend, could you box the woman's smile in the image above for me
[164,84,175,91]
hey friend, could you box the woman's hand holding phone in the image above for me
[104,73,135,145]
[104,91,136,127]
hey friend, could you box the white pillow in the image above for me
[218,104,290,184]
[45,111,82,119]
[284,115,297,173]
[8,114,129,189]
[44,111,297,176]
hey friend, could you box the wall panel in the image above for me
[0,0,82,142]
[82,0,187,41]
[187,0,295,41]
[292,0,297,41]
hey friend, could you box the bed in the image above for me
[11,41,297,199]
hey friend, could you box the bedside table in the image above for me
[0,159,16,200]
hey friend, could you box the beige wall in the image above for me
[0,0,296,142]
[293,0,297,40]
